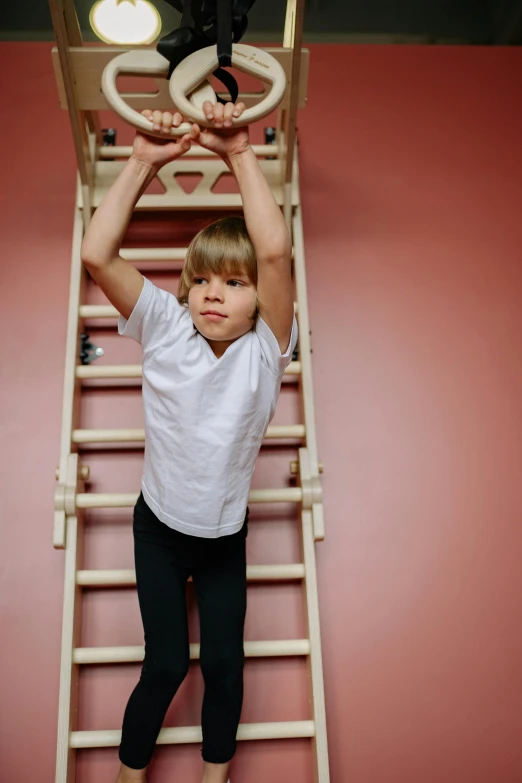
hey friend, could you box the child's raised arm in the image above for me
[81,111,192,320]
[189,102,294,354]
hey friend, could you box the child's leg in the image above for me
[192,515,248,782]
[118,495,191,774]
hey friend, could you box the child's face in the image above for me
[188,269,257,348]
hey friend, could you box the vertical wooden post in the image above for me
[54,207,85,548]
[55,508,84,783]
[48,0,94,220]
[281,0,305,226]
[301,509,330,783]
[62,0,104,144]
[292,205,324,541]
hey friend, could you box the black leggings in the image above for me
[119,493,248,769]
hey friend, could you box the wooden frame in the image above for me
[50,2,328,782]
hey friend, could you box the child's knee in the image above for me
[141,652,190,692]
[200,643,244,685]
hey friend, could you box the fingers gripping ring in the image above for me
[101,49,212,138]
[169,44,287,126]
[101,45,286,139]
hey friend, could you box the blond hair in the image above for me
[178,217,258,320]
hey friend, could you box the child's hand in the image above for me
[131,110,192,170]
[188,101,250,160]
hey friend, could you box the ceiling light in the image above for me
[90,0,162,46]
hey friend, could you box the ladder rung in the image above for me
[73,639,311,664]
[76,488,302,508]
[72,424,306,443]
[99,144,280,160]
[76,563,306,586]
[80,301,298,318]
[79,305,120,318]
[76,362,301,379]
[70,720,315,748]
[120,248,186,262]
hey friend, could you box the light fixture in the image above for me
[90,0,162,45]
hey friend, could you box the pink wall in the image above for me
[2,42,522,783]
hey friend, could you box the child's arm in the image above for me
[228,148,294,352]
[81,111,192,320]
[189,102,294,354]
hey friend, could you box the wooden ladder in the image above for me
[50,2,329,781]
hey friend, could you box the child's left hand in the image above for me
[188,100,250,159]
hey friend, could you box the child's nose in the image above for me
[205,280,224,300]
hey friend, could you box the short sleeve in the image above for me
[118,277,186,350]
[255,315,298,376]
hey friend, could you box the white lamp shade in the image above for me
[90,0,162,45]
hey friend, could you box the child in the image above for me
[81,100,298,783]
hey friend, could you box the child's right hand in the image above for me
[131,110,192,170]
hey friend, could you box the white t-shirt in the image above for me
[118,277,298,538]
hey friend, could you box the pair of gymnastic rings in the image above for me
[101,1,287,138]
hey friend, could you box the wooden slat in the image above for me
[76,361,301,379]
[72,424,305,443]
[73,639,311,664]
[85,158,299,211]
[70,720,315,748]
[52,47,309,112]
[76,563,306,586]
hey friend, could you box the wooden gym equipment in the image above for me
[101,44,288,137]
[49,1,330,781]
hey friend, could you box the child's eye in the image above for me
[193,277,206,285]
[227,280,243,287]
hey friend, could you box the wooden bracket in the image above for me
[294,448,325,542]
[54,453,86,549]
[296,447,323,508]
[290,459,323,475]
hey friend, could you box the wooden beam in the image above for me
[52,47,309,113]
[48,0,93,211]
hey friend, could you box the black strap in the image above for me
[213,67,239,103]
[158,0,257,103]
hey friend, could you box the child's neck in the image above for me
[206,337,235,359]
